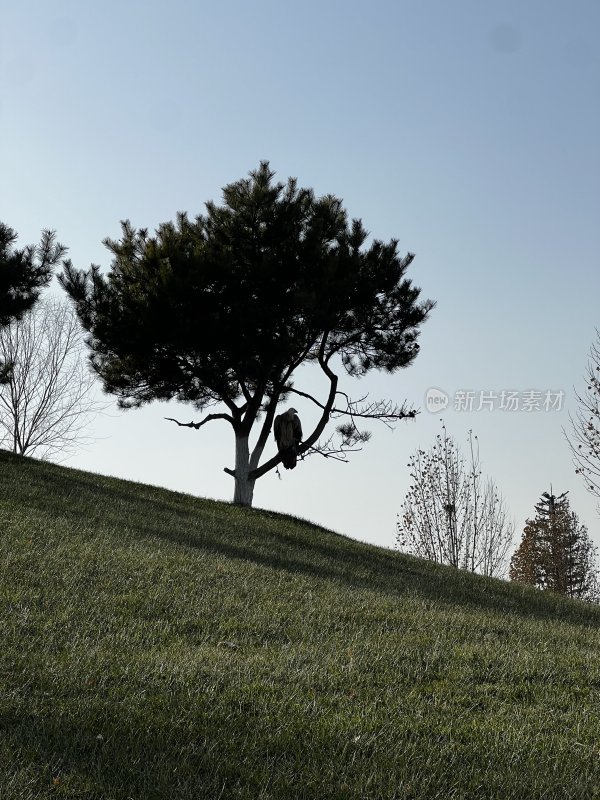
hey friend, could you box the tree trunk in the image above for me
[232,434,256,507]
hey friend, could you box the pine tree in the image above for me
[0,223,67,381]
[60,163,434,506]
[509,518,545,589]
[0,223,66,325]
[510,489,599,600]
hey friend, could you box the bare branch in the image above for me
[301,432,363,462]
[287,387,417,463]
[288,386,417,425]
[165,413,234,430]
[565,330,600,508]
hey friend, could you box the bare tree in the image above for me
[0,298,104,460]
[396,424,514,577]
[567,330,600,510]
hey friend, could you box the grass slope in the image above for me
[1,450,600,800]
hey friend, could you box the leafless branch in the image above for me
[165,413,234,430]
[288,387,417,463]
[301,432,363,462]
[287,386,417,424]
[565,331,600,509]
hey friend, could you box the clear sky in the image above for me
[1,0,599,554]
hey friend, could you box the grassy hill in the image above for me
[1,450,600,800]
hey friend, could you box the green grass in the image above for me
[1,450,600,799]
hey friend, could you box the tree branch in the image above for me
[237,376,252,405]
[565,332,600,502]
[239,380,266,437]
[287,387,418,424]
[248,332,338,480]
[284,385,418,463]
[165,412,234,430]
[249,392,280,470]
[248,360,301,469]
[246,328,421,479]
[298,333,339,450]
[301,431,363,462]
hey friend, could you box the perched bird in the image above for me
[274,407,303,469]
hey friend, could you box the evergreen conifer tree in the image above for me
[0,223,67,381]
[60,163,434,506]
[510,489,598,600]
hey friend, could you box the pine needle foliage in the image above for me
[0,223,66,380]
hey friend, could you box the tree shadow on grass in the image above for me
[3,450,600,629]
[142,516,600,627]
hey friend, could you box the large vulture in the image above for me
[273,407,303,469]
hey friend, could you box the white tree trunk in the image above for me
[232,434,256,506]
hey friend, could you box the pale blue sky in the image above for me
[1,0,599,552]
